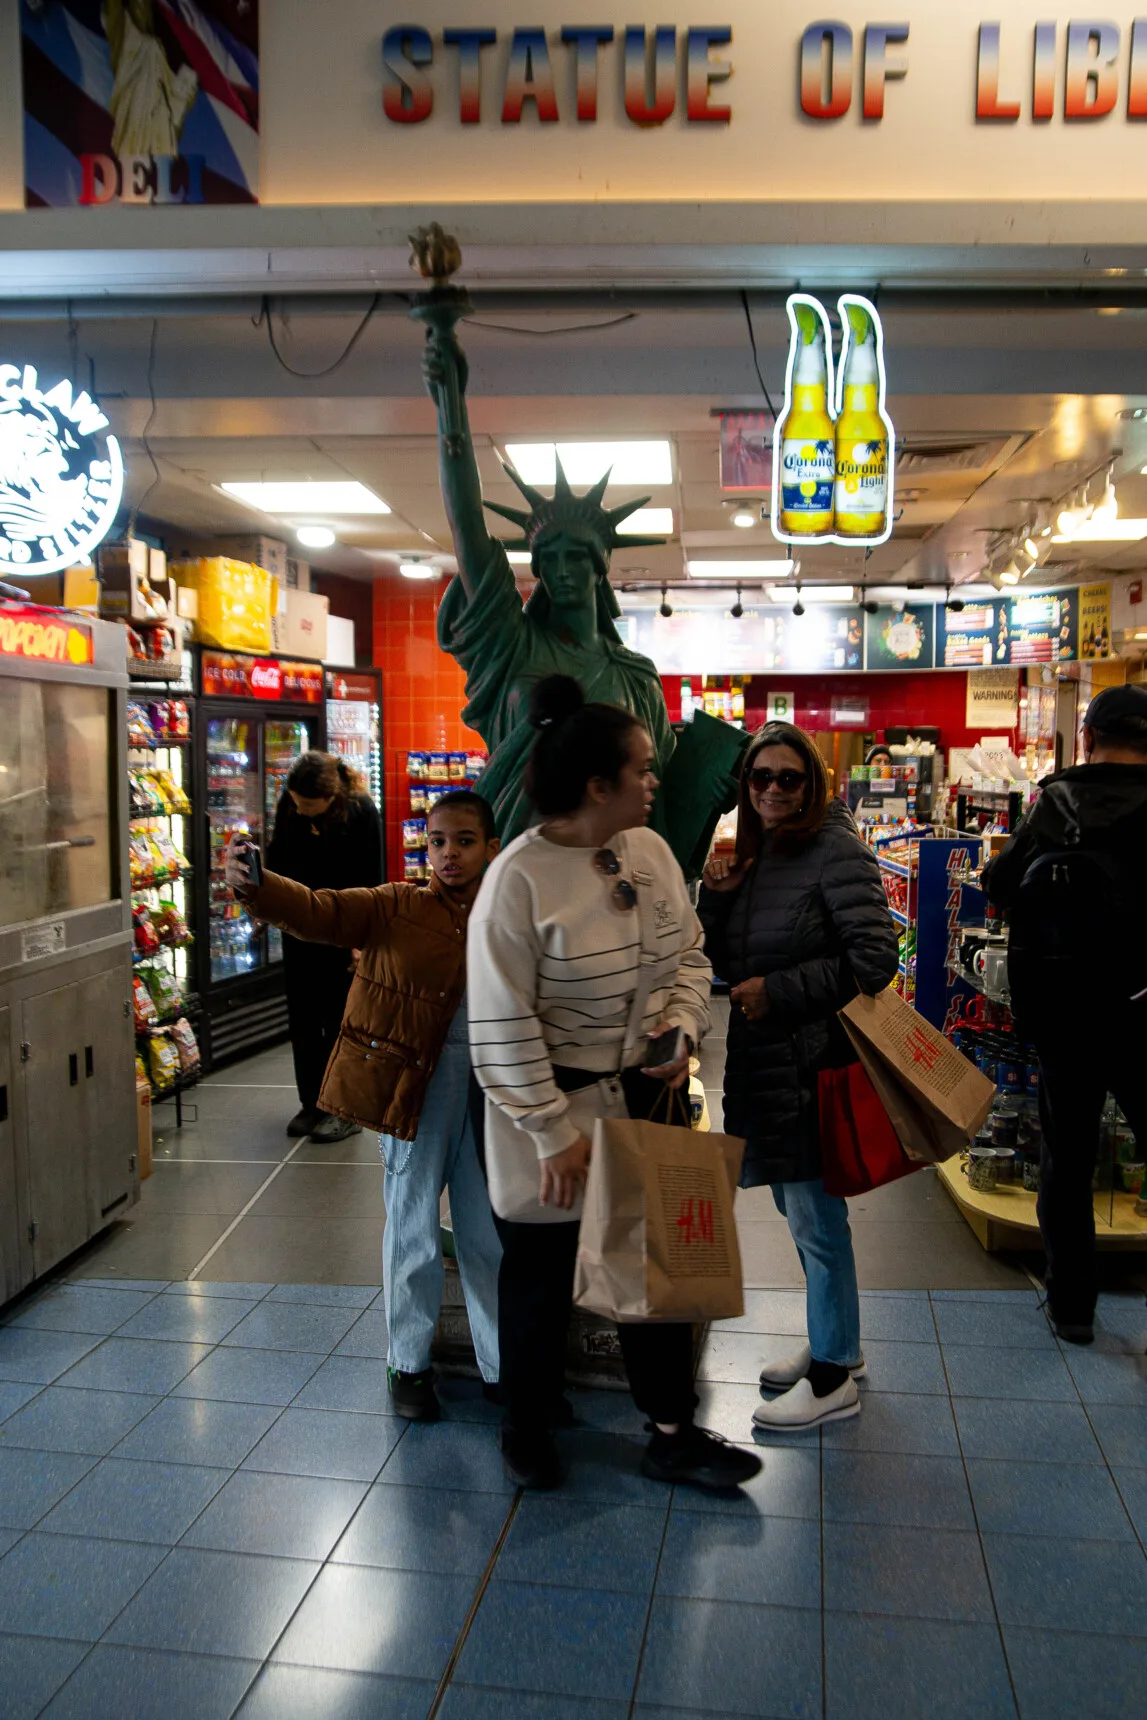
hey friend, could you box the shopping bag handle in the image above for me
[646,1082,692,1128]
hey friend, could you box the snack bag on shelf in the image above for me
[148,626,176,662]
[132,903,161,958]
[168,700,191,738]
[135,1053,148,1084]
[406,751,427,780]
[448,752,467,782]
[155,902,191,946]
[146,967,182,1019]
[147,700,171,738]
[133,974,158,1031]
[125,626,149,664]
[127,702,156,746]
[170,1017,201,1076]
[148,1034,180,1091]
[465,751,486,780]
[129,834,156,888]
[402,818,427,851]
[427,752,449,782]
[151,769,191,814]
[409,783,427,814]
[403,852,426,881]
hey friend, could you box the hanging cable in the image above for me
[128,317,162,536]
[255,293,381,378]
[740,291,778,421]
[460,312,638,336]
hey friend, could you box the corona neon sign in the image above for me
[0,365,124,577]
[770,294,895,550]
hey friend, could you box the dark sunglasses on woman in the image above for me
[593,847,638,911]
[748,767,807,795]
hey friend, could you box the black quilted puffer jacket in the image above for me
[699,800,898,1187]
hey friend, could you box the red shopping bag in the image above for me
[817,1061,923,1198]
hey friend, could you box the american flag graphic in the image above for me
[20,0,259,207]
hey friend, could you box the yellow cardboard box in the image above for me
[170,558,278,654]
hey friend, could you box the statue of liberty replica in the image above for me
[411,226,746,875]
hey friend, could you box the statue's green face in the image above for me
[534,534,601,611]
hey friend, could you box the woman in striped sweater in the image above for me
[468,674,760,1494]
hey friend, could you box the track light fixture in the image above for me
[944,583,965,613]
[859,584,879,615]
[658,583,673,619]
[730,584,744,620]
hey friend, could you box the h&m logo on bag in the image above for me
[903,1023,941,1072]
[677,1197,715,1246]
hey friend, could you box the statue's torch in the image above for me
[408,224,472,459]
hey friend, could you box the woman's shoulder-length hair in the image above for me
[733,721,831,864]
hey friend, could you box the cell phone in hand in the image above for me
[240,840,263,887]
[646,1026,686,1067]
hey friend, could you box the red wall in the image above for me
[372,580,482,879]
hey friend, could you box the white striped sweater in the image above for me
[467,826,712,1161]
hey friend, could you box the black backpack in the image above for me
[1009,845,1147,1006]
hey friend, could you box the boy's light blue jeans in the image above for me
[379,1001,501,1382]
[771,1178,861,1369]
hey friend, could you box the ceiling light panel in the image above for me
[1052,518,1147,542]
[504,441,673,486]
[219,481,391,514]
[616,507,674,535]
[766,584,856,603]
[687,560,794,578]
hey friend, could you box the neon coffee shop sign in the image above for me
[0,365,124,577]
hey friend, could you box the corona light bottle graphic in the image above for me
[776,301,835,539]
[833,299,892,540]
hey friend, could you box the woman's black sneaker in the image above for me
[387,1368,441,1421]
[642,1424,762,1491]
[286,1108,321,1137]
[498,1426,565,1489]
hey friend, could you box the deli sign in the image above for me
[201,652,323,703]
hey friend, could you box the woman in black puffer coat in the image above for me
[699,721,898,1433]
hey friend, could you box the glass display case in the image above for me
[206,716,264,982]
[325,670,382,808]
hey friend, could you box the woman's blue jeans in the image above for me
[771,1178,861,1369]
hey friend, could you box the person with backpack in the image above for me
[982,684,1147,1344]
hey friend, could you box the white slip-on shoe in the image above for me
[758,1342,867,1391]
[751,1375,860,1432]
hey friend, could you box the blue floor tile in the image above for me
[0,1387,159,1456]
[1004,1625,1147,1719]
[170,1345,325,1407]
[333,1312,391,1359]
[37,1457,227,1544]
[498,1496,667,1594]
[0,1381,41,1425]
[0,1448,95,1530]
[1114,1466,1147,1538]
[930,1291,1039,1303]
[375,1421,515,1496]
[822,1451,975,1531]
[552,1430,674,1506]
[967,1459,1136,1541]
[671,1443,822,1520]
[821,1391,960,1457]
[242,1406,404,1481]
[56,1338,210,1397]
[111,1396,280,1467]
[113,1294,258,1344]
[932,1301,1056,1351]
[457,1579,647,1702]
[442,1689,627,1720]
[0,1633,89,1720]
[637,1596,821,1717]
[633,1710,763,1720]
[266,1284,379,1309]
[563,1388,647,1436]
[694,1381,797,1446]
[0,1329,101,1385]
[856,1340,947,1396]
[1086,1404,1147,1469]
[237,1664,435,1720]
[859,1297,939,1343]
[72,1279,171,1294]
[105,1546,320,1659]
[180,1469,368,1560]
[657,1511,820,1609]
[164,1282,275,1300]
[953,1397,1103,1465]
[292,1355,397,1415]
[332,1483,509,1576]
[0,1527,20,1556]
[982,1532,1147,1635]
[219,1301,363,1354]
[435,1378,504,1426]
[0,1532,164,1640]
[942,1345,1077,1402]
[1095,1293,1147,1338]
[824,1523,994,1623]
[38,1644,259,1720]
[712,1289,809,1336]
[6,1286,159,1337]
[274,1564,474,1680]
[1060,1347,1147,1407]
[824,1614,1016,1720]
[697,1330,795,1385]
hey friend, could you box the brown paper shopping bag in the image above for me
[839,990,996,1165]
[573,1106,746,1324]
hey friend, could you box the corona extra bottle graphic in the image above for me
[833,300,892,540]
[776,301,835,539]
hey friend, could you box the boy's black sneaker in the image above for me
[286,1108,321,1137]
[498,1426,565,1490]
[308,1114,363,1144]
[388,1368,441,1421]
[642,1424,762,1492]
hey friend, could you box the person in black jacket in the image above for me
[266,751,384,1143]
[982,684,1147,1344]
[700,721,899,1432]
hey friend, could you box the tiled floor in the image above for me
[1,1277,1146,1718]
[1,1007,1144,1717]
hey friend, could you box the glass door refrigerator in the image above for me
[324,668,382,810]
[192,650,325,1068]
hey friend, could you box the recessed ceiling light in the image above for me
[505,551,534,566]
[766,584,856,603]
[296,525,336,549]
[219,481,391,515]
[1052,518,1147,543]
[616,507,674,535]
[400,562,437,580]
[732,510,757,528]
[504,441,673,486]
[687,559,794,578]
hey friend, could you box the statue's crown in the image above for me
[485,455,666,558]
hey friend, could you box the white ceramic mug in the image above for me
[974,945,1009,995]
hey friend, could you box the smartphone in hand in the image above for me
[241,840,263,888]
[646,1026,685,1068]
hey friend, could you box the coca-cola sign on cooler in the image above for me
[249,661,283,699]
[201,651,323,703]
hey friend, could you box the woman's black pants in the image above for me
[282,942,353,1113]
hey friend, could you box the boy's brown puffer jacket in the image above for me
[245,870,469,1140]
